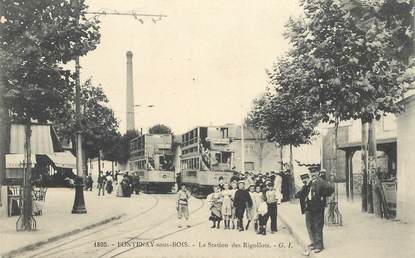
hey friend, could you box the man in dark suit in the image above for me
[297,169,334,254]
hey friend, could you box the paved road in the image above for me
[17,194,304,258]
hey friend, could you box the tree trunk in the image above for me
[98,150,101,174]
[325,118,343,226]
[21,120,33,230]
[289,144,295,200]
[279,144,284,171]
[361,119,369,212]
[0,101,10,207]
[368,119,381,217]
[332,118,339,200]
[0,79,10,208]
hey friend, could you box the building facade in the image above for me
[227,124,282,174]
[396,94,415,224]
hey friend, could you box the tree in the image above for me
[284,0,412,218]
[247,62,320,199]
[339,0,413,64]
[51,79,119,173]
[121,130,141,163]
[0,0,100,230]
[148,124,172,134]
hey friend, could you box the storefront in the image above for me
[0,124,75,217]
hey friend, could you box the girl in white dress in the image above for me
[229,180,238,230]
[221,183,233,229]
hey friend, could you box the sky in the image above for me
[80,0,302,135]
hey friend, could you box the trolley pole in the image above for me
[71,0,87,214]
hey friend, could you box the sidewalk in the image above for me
[278,197,415,258]
[0,187,144,257]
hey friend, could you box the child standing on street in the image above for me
[233,181,253,231]
[245,185,256,230]
[221,183,233,229]
[252,185,263,231]
[177,185,191,228]
[257,194,268,235]
[230,180,238,229]
[209,185,223,229]
[265,181,282,233]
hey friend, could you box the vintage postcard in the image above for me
[0,0,414,258]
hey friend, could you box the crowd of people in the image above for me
[176,169,335,255]
[85,171,140,198]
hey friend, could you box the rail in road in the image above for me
[106,197,207,258]
[22,194,162,258]
[20,194,206,258]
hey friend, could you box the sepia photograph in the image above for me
[0,0,414,257]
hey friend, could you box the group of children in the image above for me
[208,180,281,235]
[176,174,282,234]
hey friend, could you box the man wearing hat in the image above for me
[295,173,311,215]
[302,168,334,254]
[233,180,253,231]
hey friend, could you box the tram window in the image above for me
[222,152,231,163]
[220,128,228,138]
[215,153,221,164]
[195,158,199,169]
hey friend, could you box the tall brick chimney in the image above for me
[126,51,135,131]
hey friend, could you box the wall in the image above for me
[227,124,282,173]
[87,159,126,183]
[396,95,415,224]
[230,139,281,173]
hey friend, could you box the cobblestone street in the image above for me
[14,193,303,258]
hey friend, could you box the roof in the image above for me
[338,137,396,152]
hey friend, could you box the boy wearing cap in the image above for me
[233,181,253,231]
[265,181,282,233]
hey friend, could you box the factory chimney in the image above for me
[126,51,135,131]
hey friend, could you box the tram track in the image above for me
[99,197,206,258]
[23,194,163,258]
[23,194,204,258]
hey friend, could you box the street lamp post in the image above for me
[71,0,86,214]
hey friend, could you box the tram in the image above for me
[129,134,176,193]
[180,126,235,198]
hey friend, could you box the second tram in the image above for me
[129,134,176,193]
[180,126,235,198]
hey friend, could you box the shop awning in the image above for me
[46,151,76,169]
[9,124,56,154]
[5,154,36,168]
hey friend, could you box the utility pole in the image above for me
[241,121,245,173]
[71,0,86,214]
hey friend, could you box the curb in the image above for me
[278,211,316,257]
[1,213,126,258]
